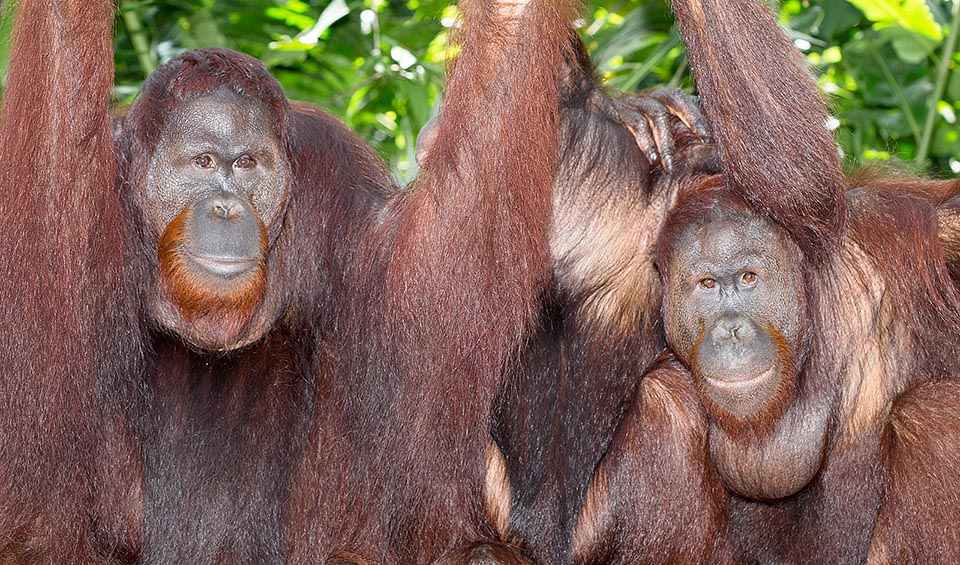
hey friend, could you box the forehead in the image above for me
[672,214,787,269]
[163,88,275,143]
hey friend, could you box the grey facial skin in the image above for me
[144,87,288,242]
[664,211,802,420]
[184,191,263,278]
[662,209,829,501]
[142,87,291,350]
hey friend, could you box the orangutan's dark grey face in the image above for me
[663,211,803,420]
[143,87,290,351]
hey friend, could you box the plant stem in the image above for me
[668,54,688,88]
[917,0,960,166]
[622,34,679,92]
[873,49,922,145]
[119,0,157,78]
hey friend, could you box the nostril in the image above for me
[712,315,749,343]
[212,202,230,219]
[711,324,734,342]
[208,194,245,221]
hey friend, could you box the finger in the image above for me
[616,105,662,169]
[620,99,677,172]
[647,87,711,140]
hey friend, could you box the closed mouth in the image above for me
[703,365,775,392]
[187,252,258,277]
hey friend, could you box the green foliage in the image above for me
[785,0,960,175]
[3,0,960,179]
[845,0,941,62]
[112,0,447,182]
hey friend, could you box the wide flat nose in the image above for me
[696,312,775,385]
[710,313,755,343]
[207,192,247,221]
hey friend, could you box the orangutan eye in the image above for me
[741,271,758,285]
[235,156,256,169]
[699,278,716,289]
[194,154,214,169]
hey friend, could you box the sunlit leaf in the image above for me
[0,0,945,176]
[265,7,316,30]
[300,0,350,45]
[879,25,940,63]
[844,0,943,61]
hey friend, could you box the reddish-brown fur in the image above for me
[0,0,580,563]
[571,355,734,564]
[566,175,737,565]
[281,1,580,561]
[490,34,718,563]
[872,379,960,562]
[0,1,119,562]
[573,0,960,562]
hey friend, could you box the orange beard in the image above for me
[158,208,268,348]
[691,324,796,440]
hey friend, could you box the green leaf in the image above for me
[844,0,943,61]
[179,8,231,49]
[880,25,940,63]
[300,0,351,45]
[845,0,942,39]
[816,1,865,40]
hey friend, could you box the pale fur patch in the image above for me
[483,440,512,539]
[550,179,671,336]
[866,535,889,565]
[570,464,609,561]
[824,241,907,438]
[494,0,530,19]
[842,300,909,438]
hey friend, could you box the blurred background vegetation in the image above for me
[0,0,958,182]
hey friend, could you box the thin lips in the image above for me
[703,365,775,391]
[187,252,258,277]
